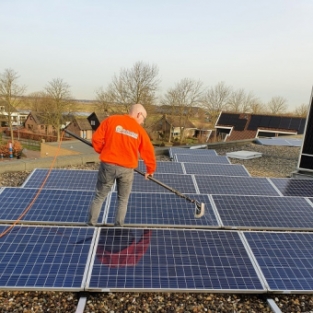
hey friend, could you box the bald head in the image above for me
[129,103,147,125]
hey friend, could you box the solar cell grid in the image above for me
[174,155,230,164]
[0,188,106,225]
[260,138,303,147]
[137,160,184,174]
[183,163,250,177]
[270,178,313,197]
[169,147,217,156]
[213,194,313,230]
[0,225,95,290]
[126,173,198,194]
[88,228,265,292]
[244,231,313,292]
[22,169,98,191]
[195,176,279,196]
[106,192,218,227]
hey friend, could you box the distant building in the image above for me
[0,101,27,127]
[64,117,93,140]
[87,112,108,131]
[148,114,197,141]
[215,112,306,141]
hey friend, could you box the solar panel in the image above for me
[0,225,95,291]
[137,160,184,174]
[169,147,217,158]
[87,228,266,292]
[106,192,218,227]
[124,173,198,194]
[212,194,313,230]
[0,188,107,225]
[194,176,280,196]
[22,168,98,191]
[256,138,302,147]
[244,231,313,292]
[182,163,250,177]
[174,155,230,164]
[285,139,303,147]
[270,178,313,197]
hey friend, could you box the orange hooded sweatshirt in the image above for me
[92,114,156,174]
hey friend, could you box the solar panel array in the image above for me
[3,146,313,294]
[183,162,250,177]
[106,192,218,227]
[256,138,303,147]
[22,168,98,191]
[129,173,198,193]
[0,225,95,290]
[88,228,265,292]
[244,231,313,292]
[195,176,280,196]
[169,147,217,158]
[174,154,230,164]
[213,194,313,230]
[269,178,313,197]
[0,187,107,225]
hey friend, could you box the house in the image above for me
[87,112,108,131]
[24,112,60,136]
[64,117,93,140]
[0,101,26,127]
[215,112,306,141]
[148,114,197,141]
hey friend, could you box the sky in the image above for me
[1,0,313,110]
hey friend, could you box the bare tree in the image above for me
[249,99,265,114]
[106,61,160,112]
[162,78,203,143]
[0,69,26,142]
[95,87,113,114]
[201,81,232,124]
[27,91,50,113]
[267,96,288,114]
[241,92,259,113]
[293,103,309,117]
[227,89,246,113]
[44,78,72,141]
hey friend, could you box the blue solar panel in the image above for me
[22,169,98,191]
[169,147,217,158]
[174,155,230,164]
[195,176,280,196]
[124,173,198,194]
[270,178,313,197]
[213,195,313,230]
[106,192,218,227]
[87,228,265,292]
[0,225,95,290]
[244,231,313,292]
[0,188,106,225]
[137,160,184,174]
[256,138,302,147]
[183,163,250,177]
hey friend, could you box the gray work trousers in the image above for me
[88,162,134,226]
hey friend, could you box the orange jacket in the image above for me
[92,114,156,174]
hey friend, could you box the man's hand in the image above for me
[145,173,153,180]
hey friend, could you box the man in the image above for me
[88,103,156,226]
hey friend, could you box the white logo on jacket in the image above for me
[115,125,138,139]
